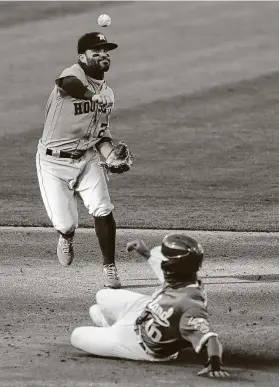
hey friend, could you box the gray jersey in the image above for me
[41,63,114,152]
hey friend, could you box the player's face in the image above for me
[85,48,111,72]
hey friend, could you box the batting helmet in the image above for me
[160,234,204,278]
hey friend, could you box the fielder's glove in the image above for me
[104,141,134,174]
[197,356,230,378]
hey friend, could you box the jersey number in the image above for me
[145,319,162,343]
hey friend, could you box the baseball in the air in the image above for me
[98,14,111,27]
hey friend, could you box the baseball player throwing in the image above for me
[71,234,230,378]
[36,32,133,288]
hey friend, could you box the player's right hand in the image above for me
[197,356,230,378]
[92,94,113,108]
[126,239,150,258]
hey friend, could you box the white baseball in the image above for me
[98,14,111,27]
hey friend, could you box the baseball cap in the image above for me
[77,32,118,54]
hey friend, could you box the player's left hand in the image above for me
[197,356,230,378]
[126,239,150,259]
[104,141,134,174]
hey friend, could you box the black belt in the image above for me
[46,148,86,160]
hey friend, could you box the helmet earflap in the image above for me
[160,234,204,279]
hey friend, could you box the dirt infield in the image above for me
[1,228,279,387]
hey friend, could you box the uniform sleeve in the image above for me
[179,308,218,353]
[57,76,89,99]
[56,64,87,86]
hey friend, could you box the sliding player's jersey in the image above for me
[136,280,217,357]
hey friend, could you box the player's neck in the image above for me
[165,273,197,288]
[79,61,104,80]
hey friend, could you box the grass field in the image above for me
[1,1,279,230]
[1,1,279,386]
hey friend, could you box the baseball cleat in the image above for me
[57,234,74,266]
[103,264,121,289]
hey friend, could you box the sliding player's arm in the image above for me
[179,309,230,378]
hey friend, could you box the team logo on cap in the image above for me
[98,34,106,41]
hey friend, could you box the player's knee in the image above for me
[91,203,114,218]
[55,221,77,235]
[70,327,83,349]
[89,304,109,327]
[89,304,99,321]
[96,288,112,304]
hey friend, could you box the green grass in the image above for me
[1,72,279,230]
